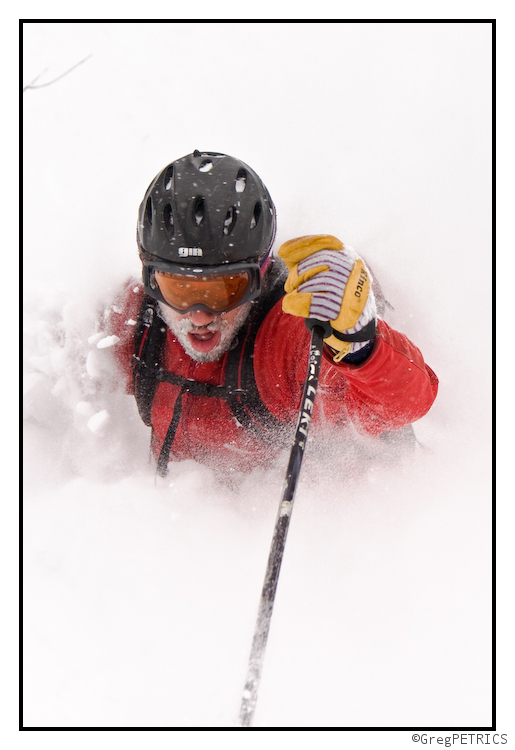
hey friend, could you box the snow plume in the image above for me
[24,289,150,486]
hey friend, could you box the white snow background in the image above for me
[22,22,493,730]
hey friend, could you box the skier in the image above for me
[106,150,438,477]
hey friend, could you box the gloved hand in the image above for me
[278,235,377,362]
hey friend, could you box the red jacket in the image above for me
[107,279,438,473]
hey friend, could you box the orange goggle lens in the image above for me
[155,270,252,313]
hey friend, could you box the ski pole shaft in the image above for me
[239,324,325,728]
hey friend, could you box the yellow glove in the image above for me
[278,235,376,362]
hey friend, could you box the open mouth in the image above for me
[187,328,222,353]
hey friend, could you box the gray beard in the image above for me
[158,302,252,363]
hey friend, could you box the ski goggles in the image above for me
[142,261,263,314]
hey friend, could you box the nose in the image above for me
[187,309,216,327]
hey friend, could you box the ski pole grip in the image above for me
[305,317,332,338]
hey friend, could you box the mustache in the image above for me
[176,316,230,334]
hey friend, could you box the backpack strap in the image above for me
[156,383,187,476]
[131,296,167,427]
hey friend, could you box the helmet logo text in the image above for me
[178,247,203,258]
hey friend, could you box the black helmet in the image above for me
[137,150,276,267]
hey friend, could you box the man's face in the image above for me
[158,302,252,363]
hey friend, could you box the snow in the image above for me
[86,409,110,434]
[95,335,120,348]
[21,21,496,734]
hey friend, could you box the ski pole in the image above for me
[238,322,327,728]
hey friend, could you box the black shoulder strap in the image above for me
[131,296,167,427]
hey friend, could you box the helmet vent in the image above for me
[223,206,237,236]
[163,203,174,233]
[193,197,205,226]
[235,169,247,193]
[250,201,262,230]
[164,165,174,191]
[199,159,213,172]
[145,196,153,225]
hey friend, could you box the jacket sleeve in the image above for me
[255,304,438,435]
[321,319,438,435]
[102,278,144,395]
